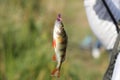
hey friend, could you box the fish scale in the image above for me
[51,14,68,78]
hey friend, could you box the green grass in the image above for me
[0,0,109,80]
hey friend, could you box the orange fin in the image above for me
[51,68,60,78]
[52,40,56,48]
[52,54,57,61]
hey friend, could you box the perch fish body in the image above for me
[51,14,68,78]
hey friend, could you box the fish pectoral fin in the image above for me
[51,68,60,78]
[52,54,57,62]
[52,40,56,48]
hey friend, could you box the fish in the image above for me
[51,14,68,78]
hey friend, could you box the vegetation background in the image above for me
[0,0,109,80]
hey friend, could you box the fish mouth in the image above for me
[57,14,62,22]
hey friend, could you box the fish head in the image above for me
[54,14,63,33]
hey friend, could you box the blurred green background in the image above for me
[0,0,109,80]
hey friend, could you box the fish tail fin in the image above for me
[51,68,60,78]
